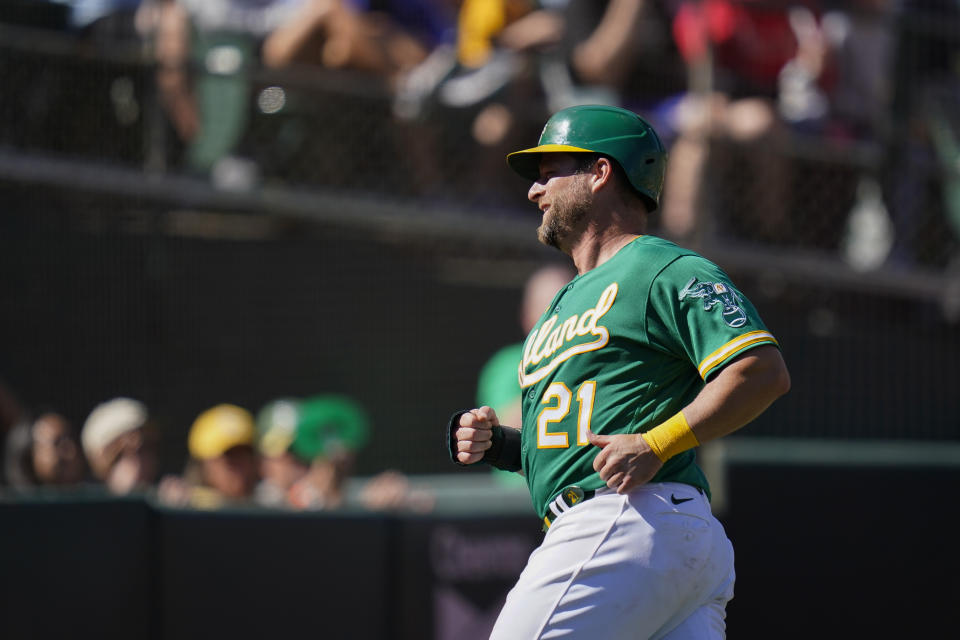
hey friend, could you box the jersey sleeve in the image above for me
[646,255,779,380]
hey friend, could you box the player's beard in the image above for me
[537,175,592,250]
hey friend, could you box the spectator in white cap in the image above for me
[82,397,159,496]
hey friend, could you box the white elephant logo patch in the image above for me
[679,277,747,328]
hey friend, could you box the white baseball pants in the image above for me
[489,482,735,639]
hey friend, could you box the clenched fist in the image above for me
[453,406,500,465]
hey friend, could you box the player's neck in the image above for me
[567,209,646,274]
[568,228,641,274]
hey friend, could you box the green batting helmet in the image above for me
[507,104,667,211]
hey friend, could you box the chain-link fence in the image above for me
[3,3,958,264]
[1,1,959,477]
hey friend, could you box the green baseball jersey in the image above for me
[477,342,525,417]
[477,342,531,488]
[518,236,779,520]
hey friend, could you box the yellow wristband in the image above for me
[640,411,700,462]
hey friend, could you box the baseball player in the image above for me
[447,105,790,639]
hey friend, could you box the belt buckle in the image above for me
[542,485,591,531]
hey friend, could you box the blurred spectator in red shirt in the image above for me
[660,0,808,244]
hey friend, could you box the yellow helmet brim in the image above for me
[506,144,595,181]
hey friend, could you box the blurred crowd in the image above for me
[0,378,435,513]
[1,0,958,274]
[1,0,954,271]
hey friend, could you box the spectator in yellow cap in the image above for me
[81,397,159,496]
[159,403,260,509]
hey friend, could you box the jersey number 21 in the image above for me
[537,381,596,449]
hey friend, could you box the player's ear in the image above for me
[590,156,614,193]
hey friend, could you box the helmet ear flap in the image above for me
[603,154,662,213]
[624,146,667,212]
